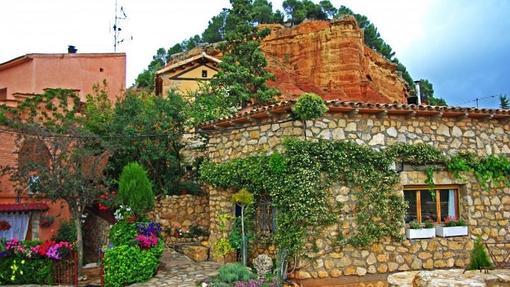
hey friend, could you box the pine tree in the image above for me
[118,162,154,216]
[211,0,279,108]
[500,95,509,109]
[468,237,493,272]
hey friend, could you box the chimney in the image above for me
[68,45,77,54]
[415,80,422,105]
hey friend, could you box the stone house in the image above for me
[192,100,510,283]
[155,52,220,98]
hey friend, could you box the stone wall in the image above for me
[204,111,510,278]
[83,212,112,264]
[151,195,210,245]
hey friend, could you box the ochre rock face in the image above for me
[166,16,408,104]
[260,17,407,103]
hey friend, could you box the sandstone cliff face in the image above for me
[167,16,408,104]
[260,17,407,103]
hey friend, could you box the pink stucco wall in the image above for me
[0,53,126,103]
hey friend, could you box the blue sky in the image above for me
[1,0,509,108]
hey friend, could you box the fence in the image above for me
[485,241,510,268]
[53,251,79,286]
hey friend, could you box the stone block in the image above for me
[180,245,209,262]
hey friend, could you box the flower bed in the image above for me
[0,238,74,285]
[103,209,164,287]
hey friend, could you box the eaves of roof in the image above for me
[199,100,510,131]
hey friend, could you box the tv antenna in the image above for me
[113,0,132,52]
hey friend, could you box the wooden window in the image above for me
[255,196,276,236]
[201,70,208,78]
[403,186,459,224]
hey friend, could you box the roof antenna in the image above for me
[113,0,132,52]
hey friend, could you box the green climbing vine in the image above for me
[200,138,510,261]
[0,88,81,132]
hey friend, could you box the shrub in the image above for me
[216,263,256,283]
[0,258,53,285]
[52,221,77,242]
[118,162,154,215]
[292,93,328,121]
[468,237,493,271]
[103,244,161,287]
[109,221,138,247]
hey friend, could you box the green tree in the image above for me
[134,48,168,90]
[82,81,114,136]
[105,90,189,195]
[319,0,337,18]
[166,43,184,62]
[500,94,509,109]
[118,162,154,216]
[186,84,237,125]
[468,237,493,271]
[202,9,230,43]
[418,79,447,106]
[252,0,279,24]
[283,0,306,25]
[211,0,279,108]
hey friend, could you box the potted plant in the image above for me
[436,216,468,237]
[406,220,435,239]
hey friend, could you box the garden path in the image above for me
[129,248,221,287]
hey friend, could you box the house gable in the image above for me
[156,53,220,97]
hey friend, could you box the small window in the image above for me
[201,70,208,78]
[255,197,276,236]
[99,67,104,72]
[404,187,459,224]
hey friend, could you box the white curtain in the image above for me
[448,190,456,217]
[0,212,30,240]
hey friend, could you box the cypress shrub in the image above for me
[118,162,154,215]
[468,237,493,271]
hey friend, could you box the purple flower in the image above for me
[234,279,277,287]
[137,222,162,237]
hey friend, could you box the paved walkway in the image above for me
[130,248,221,287]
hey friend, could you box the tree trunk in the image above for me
[73,211,83,274]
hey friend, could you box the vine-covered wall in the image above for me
[203,112,510,279]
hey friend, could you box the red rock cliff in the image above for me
[166,16,408,104]
[260,16,407,103]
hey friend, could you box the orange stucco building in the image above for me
[0,52,126,106]
[0,52,126,241]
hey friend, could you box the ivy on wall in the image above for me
[200,138,510,261]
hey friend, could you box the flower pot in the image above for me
[406,228,435,239]
[436,225,468,237]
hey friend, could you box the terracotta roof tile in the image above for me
[0,203,49,213]
[199,100,510,130]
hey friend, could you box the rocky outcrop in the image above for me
[167,16,408,104]
[260,16,407,103]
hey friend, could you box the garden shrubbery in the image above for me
[103,162,163,287]
[103,218,164,287]
[202,263,277,287]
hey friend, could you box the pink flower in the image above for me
[135,234,158,249]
